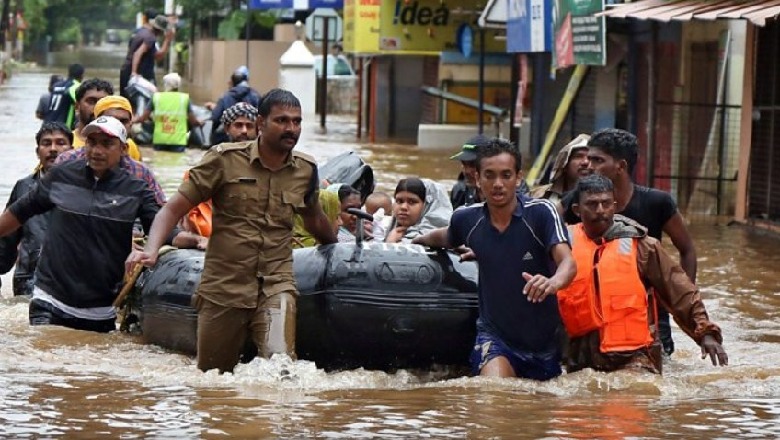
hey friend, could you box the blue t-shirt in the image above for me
[448,194,569,354]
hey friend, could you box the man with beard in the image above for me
[221,102,259,142]
[70,79,114,148]
[126,89,337,373]
[208,66,262,145]
[413,138,575,380]
[0,117,204,332]
[529,134,590,202]
[559,174,726,374]
[0,122,73,296]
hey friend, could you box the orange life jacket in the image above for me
[558,224,653,353]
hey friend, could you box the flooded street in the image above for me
[1,70,779,438]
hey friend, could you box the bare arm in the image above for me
[522,242,576,303]
[154,29,175,61]
[664,212,697,282]
[411,227,451,248]
[133,107,153,124]
[300,198,337,245]
[125,192,195,271]
[130,44,149,77]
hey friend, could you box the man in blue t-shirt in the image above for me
[414,138,575,380]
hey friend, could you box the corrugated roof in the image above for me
[597,0,780,26]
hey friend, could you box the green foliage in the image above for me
[217,9,281,40]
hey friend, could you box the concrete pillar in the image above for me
[279,28,316,119]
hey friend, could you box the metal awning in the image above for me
[478,0,508,29]
[597,0,780,26]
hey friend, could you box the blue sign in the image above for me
[507,0,552,53]
[456,24,473,58]
[249,0,343,9]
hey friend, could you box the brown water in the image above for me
[1,71,779,438]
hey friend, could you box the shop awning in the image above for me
[597,0,780,26]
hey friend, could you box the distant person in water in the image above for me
[36,74,63,121]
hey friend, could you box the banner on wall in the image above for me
[507,0,553,53]
[552,0,605,68]
[343,0,381,53]
[378,0,505,54]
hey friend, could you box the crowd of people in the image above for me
[0,14,729,376]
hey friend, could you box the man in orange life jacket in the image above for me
[559,174,727,374]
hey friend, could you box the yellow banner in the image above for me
[378,0,504,54]
[343,0,381,54]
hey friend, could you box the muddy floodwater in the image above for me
[1,71,779,438]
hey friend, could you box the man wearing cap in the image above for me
[0,122,73,297]
[127,89,337,373]
[208,66,262,146]
[529,133,590,203]
[119,13,175,99]
[221,102,259,142]
[133,72,203,152]
[0,116,204,332]
[450,134,490,209]
[71,94,142,161]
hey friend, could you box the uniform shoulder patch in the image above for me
[292,150,317,166]
[212,140,253,154]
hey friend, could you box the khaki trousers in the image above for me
[194,291,297,373]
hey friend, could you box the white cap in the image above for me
[82,116,127,143]
[163,72,181,91]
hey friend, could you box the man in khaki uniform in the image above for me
[126,89,338,373]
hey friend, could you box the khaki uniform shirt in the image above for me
[179,140,319,308]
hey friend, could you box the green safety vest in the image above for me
[65,80,80,129]
[152,91,189,146]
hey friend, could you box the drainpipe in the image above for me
[646,21,658,186]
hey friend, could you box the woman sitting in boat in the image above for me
[292,190,341,248]
[385,177,452,243]
[326,183,373,242]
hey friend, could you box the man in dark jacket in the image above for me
[0,116,204,332]
[0,122,73,296]
[208,66,262,146]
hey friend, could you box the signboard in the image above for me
[552,0,605,67]
[305,8,343,42]
[249,0,343,9]
[507,0,552,53]
[343,0,380,53]
[378,0,505,54]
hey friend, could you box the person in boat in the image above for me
[0,117,203,332]
[70,78,114,149]
[125,89,338,373]
[292,191,341,248]
[559,128,697,358]
[132,72,204,153]
[207,66,263,146]
[413,138,576,380]
[560,174,727,373]
[385,177,452,243]
[529,134,590,203]
[0,122,73,297]
[327,183,372,242]
[178,102,260,238]
[363,191,393,239]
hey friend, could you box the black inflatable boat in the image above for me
[136,242,479,371]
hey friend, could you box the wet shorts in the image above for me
[470,323,562,381]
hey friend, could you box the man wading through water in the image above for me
[126,89,337,373]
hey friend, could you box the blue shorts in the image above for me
[470,323,562,381]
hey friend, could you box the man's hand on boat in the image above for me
[125,231,207,272]
[411,227,476,261]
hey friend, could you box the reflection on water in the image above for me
[2,71,780,438]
